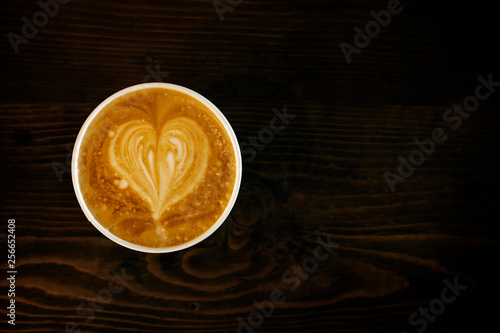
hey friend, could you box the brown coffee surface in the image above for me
[77,88,237,247]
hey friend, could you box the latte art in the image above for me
[109,117,210,220]
[77,88,237,248]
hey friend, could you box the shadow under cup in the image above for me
[72,83,242,253]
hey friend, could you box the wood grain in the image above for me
[1,0,499,332]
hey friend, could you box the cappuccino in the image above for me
[75,86,238,249]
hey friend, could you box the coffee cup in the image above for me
[72,83,242,253]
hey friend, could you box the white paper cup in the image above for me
[72,83,242,253]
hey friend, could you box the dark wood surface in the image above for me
[1,0,499,332]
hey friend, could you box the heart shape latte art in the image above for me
[108,117,210,220]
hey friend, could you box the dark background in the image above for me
[1,0,499,332]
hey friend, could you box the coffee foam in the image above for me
[77,88,237,247]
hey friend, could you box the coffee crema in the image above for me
[77,88,237,248]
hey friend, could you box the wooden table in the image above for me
[1,0,499,332]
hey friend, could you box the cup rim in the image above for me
[71,82,242,253]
